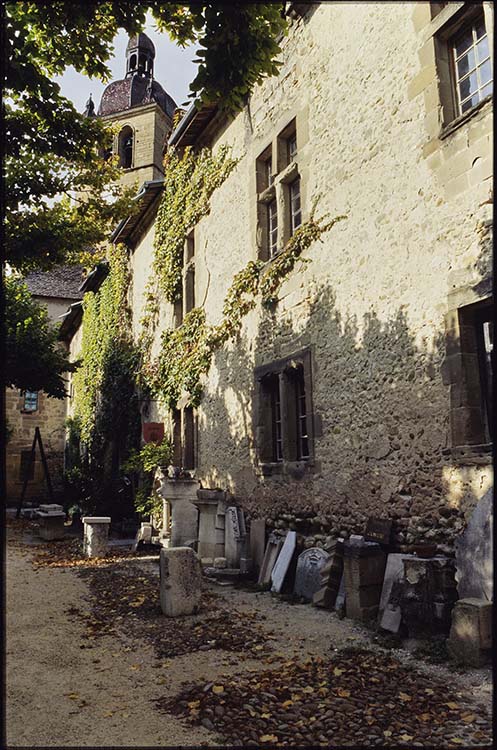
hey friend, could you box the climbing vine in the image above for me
[138,144,239,357]
[141,210,347,409]
[73,243,139,448]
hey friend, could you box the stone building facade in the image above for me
[68,4,493,552]
[6,267,83,504]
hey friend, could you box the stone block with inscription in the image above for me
[294,547,329,601]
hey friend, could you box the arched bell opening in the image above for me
[118,125,134,169]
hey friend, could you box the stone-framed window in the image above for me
[171,406,196,471]
[256,118,304,260]
[431,3,493,129]
[444,297,494,448]
[21,390,38,414]
[254,349,314,474]
[451,14,492,115]
[170,230,197,472]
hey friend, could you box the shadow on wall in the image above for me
[199,279,492,547]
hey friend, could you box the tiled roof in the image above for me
[24,265,84,300]
[98,76,176,118]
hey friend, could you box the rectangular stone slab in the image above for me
[249,519,266,573]
[82,517,111,524]
[258,536,283,585]
[271,531,297,593]
[159,547,201,617]
[39,504,64,513]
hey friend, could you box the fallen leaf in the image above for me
[129,596,145,608]
[188,700,200,709]
[261,712,272,719]
[425,688,435,695]
[102,711,113,718]
[383,731,392,737]
[66,693,79,700]
[281,700,293,708]
[333,667,344,676]
[418,713,431,722]
[462,713,476,724]
[445,702,459,710]
[399,734,414,741]
[450,739,465,745]
[130,664,141,671]
[337,688,351,698]
[212,685,224,694]
[399,692,412,702]
[302,686,314,694]
[122,713,129,718]
[260,735,278,743]
[370,677,380,683]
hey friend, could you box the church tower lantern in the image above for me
[96,31,177,188]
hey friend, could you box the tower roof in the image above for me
[126,32,156,57]
[98,76,176,117]
[97,32,177,118]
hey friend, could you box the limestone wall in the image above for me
[5,388,66,503]
[103,3,494,550]
[151,3,492,549]
[103,103,171,191]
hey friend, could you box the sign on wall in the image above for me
[142,422,165,443]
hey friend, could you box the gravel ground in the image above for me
[6,519,493,748]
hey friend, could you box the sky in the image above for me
[55,17,198,114]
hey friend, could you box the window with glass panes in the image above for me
[270,377,283,462]
[266,155,274,187]
[290,178,302,234]
[294,367,310,459]
[23,390,38,412]
[476,309,493,441]
[452,15,492,115]
[268,199,278,257]
[287,133,297,163]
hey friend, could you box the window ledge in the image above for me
[277,160,299,185]
[439,97,492,140]
[442,443,493,465]
[260,459,313,479]
[258,184,276,204]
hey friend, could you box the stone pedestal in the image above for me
[36,509,66,541]
[159,547,202,617]
[82,517,111,557]
[401,557,457,636]
[343,540,387,623]
[448,598,493,666]
[194,489,229,560]
[157,473,199,548]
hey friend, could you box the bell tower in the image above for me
[95,32,177,189]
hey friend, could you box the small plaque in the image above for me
[143,422,165,443]
[364,517,392,546]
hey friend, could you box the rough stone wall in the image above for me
[180,3,493,550]
[5,388,66,503]
[79,3,493,550]
[5,294,74,504]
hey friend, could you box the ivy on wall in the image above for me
[73,243,139,449]
[141,210,346,410]
[138,144,239,357]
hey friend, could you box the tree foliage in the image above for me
[5,1,286,272]
[4,275,76,398]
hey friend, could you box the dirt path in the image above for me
[6,520,493,748]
